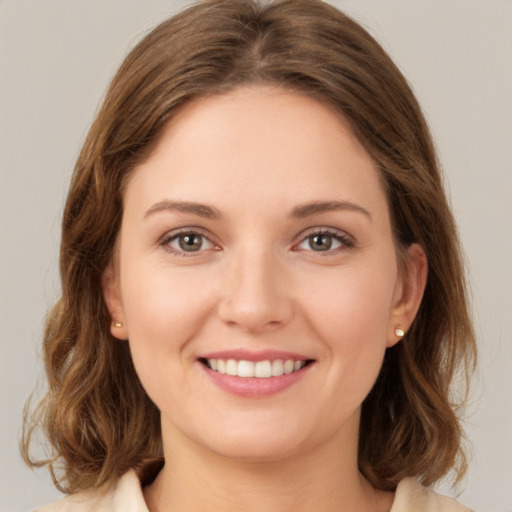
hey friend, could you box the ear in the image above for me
[102,264,129,340]
[387,243,428,347]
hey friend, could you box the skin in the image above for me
[103,85,427,512]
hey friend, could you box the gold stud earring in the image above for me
[113,321,123,328]
[395,328,405,338]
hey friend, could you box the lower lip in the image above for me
[200,362,312,397]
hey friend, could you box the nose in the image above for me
[217,246,294,335]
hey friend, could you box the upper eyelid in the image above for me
[159,229,218,257]
[158,226,353,249]
[159,226,214,243]
[293,226,353,243]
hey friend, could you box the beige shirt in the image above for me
[36,470,475,512]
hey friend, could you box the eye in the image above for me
[295,229,353,253]
[161,230,217,256]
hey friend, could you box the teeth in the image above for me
[226,359,237,376]
[205,358,306,378]
[284,360,294,374]
[237,360,255,378]
[255,360,272,378]
[271,359,284,377]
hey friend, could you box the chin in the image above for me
[190,414,327,463]
[207,435,303,463]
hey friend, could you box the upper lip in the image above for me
[199,349,312,362]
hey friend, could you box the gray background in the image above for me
[1,1,511,510]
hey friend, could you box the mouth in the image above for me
[199,357,314,378]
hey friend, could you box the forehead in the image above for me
[125,85,387,219]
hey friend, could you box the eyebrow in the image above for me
[290,200,372,220]
[144,199,371,221]
[144,200,221,219]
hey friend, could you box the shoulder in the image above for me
[34,470,148,512]
[392,478,475,512]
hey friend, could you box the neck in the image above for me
[143,413,393,512]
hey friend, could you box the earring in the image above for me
[395,328,405,338]
[113,321,123,328]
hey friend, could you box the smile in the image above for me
[198,352,314,397]
[203,358,307,378]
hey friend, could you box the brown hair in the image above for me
[22,0,476,494]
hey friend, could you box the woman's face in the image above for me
[105,86,420,461]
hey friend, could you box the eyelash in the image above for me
[294,228,355,254]
[158,227,354,257]
[159,227,218,257]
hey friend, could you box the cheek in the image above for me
[300,261,396,341]
[119,260,214,376]
[298,260,397,390]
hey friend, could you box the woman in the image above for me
[23,0,477,510]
